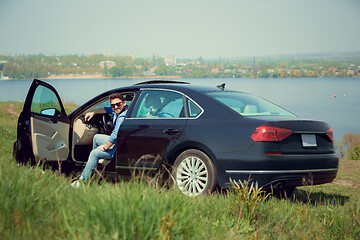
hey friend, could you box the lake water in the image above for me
[1,77,359,141]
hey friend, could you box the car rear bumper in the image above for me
[216,153,339,189]
[222,168,338,189]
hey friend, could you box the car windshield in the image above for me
[207,91,296,117]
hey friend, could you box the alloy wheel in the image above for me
[176,156,209,196]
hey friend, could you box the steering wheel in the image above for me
[81,115,94,126]
[102,114,114,134]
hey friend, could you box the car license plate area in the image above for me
[301,134,317,147]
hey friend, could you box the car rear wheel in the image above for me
[172,149,217,196]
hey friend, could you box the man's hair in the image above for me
[109,92,125,101]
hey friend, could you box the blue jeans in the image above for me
[79,134,115,182]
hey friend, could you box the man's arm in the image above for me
[99,112,127,152]
[84,108,106,121]
[98,141,114,151]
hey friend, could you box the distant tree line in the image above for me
[1,54,359,80]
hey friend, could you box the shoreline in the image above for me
[43,74,182,80]
[2,75,360,81]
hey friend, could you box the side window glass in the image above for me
[187,98,202,117]
[31,85,62,116]
[132,90,184,118]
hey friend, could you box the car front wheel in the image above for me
[172,149,217,196]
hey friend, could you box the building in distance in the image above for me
[164,55,176,66]
[98,60,116,69]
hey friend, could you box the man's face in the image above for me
[110,98,126,115]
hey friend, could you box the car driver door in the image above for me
[15,79,70,163]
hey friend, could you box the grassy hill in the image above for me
[0,102,359,239]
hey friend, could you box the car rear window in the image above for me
[207,91,295,117]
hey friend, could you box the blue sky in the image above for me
[0,0,359,58]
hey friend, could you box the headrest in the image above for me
[243,104,258,114]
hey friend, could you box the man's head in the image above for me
[109,93,126,115]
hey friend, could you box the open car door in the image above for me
[14,79,70,163]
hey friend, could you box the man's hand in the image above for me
[84,108,106,122]
[84,112,95,122]
[97,144,107,151]
[97,141,114,152]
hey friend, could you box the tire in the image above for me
[172,149,217,196]
[13,140,33,165]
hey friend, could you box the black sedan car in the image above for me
[14,79,339,196]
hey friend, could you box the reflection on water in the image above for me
[1,77,359,140]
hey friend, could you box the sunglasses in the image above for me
[111,101,123,108]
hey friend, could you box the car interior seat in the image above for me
[243,104,258,114]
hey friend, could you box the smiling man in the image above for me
[72,92,129,187]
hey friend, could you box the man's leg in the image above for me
[92,134,112,149]
[79,148,113,182]
[79,134,114,182]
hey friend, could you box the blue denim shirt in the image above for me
[104,105,129,145]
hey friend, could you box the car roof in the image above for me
[131,80,231,94]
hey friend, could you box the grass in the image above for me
[336,158,360,184]
[0,101,360,239]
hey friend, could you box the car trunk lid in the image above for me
[271,119,334,154]
[248,116,335,154]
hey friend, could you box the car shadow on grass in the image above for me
[292,189,350,206]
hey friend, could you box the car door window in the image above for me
[132,90,185,118]
[30,85,62,116]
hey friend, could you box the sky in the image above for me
[0,0,359,59]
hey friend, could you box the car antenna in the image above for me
[217,83,225,90]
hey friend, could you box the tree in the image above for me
[343,133,360,151]
[2,62,19,79]
[341,133,360,160]
[348,145,360,160]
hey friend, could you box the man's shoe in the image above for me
[71,180,84,188]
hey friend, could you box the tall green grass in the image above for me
[0,102,359,239]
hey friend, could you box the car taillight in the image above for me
[251,125,293,142]
[265,152,282,155]
[326,128,334,142]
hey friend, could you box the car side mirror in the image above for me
[40,108,61,116]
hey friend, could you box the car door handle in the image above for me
[164,129,179,135]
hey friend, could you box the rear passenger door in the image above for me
[116,89,187,170]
